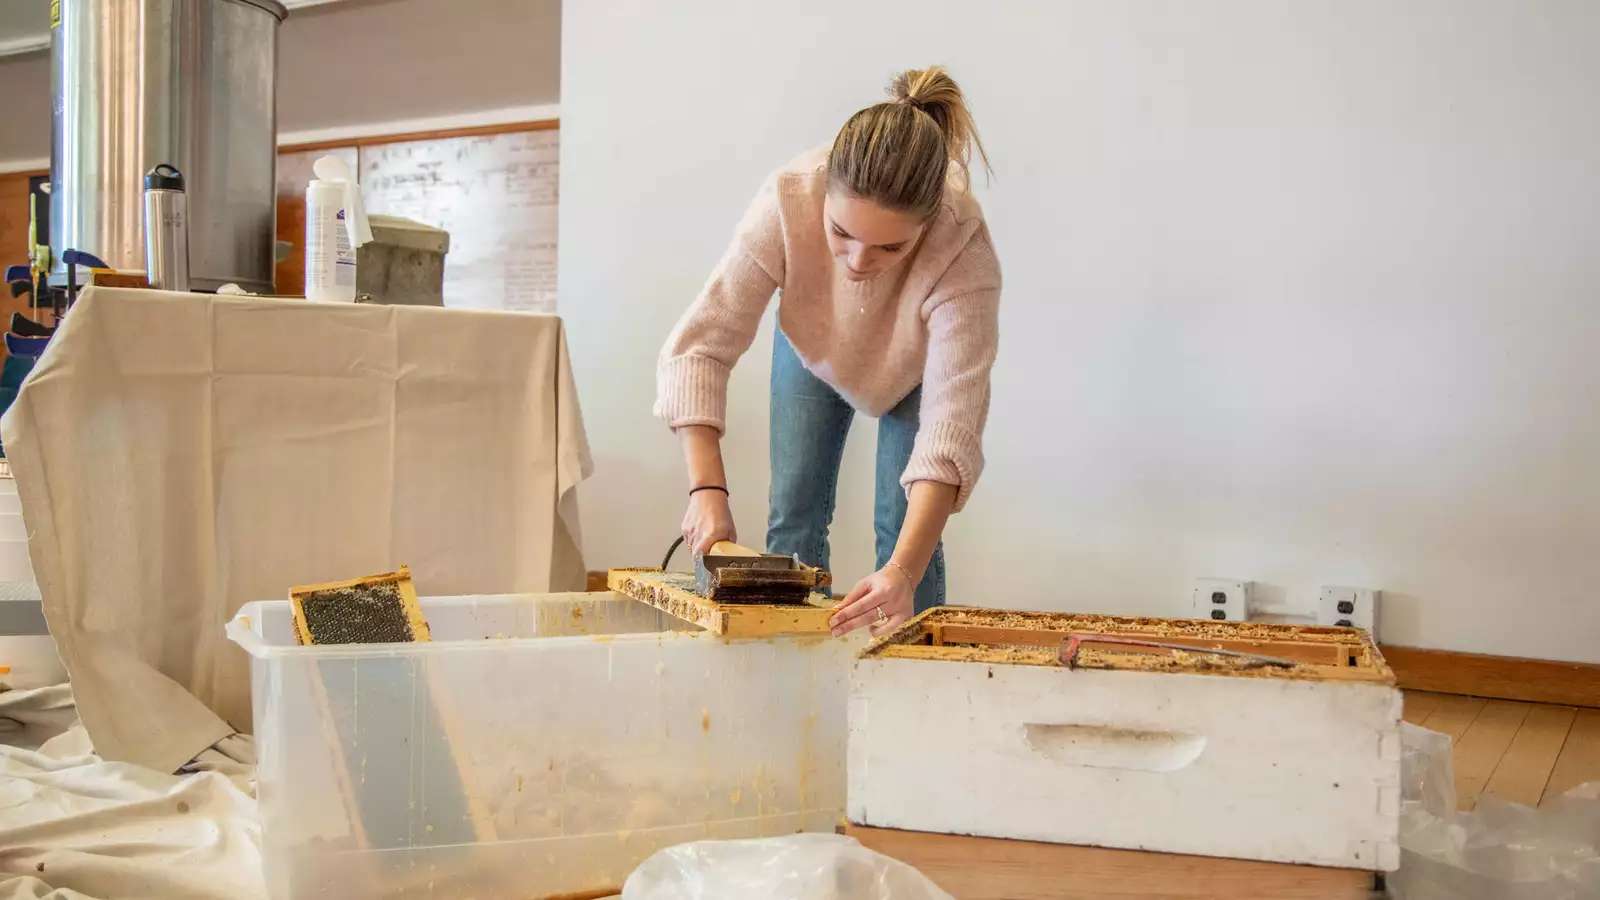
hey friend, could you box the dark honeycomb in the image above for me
[299,580,415,645]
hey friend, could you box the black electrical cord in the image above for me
[661,535,685,572]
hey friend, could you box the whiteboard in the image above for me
[359,129,559,313]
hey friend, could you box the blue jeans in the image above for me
[766,331,946,613]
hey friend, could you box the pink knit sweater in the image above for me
[656,147,1001,511]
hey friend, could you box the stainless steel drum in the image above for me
[50,0,287,292]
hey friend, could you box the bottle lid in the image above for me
[311,154,373,248]
[145,163,185,192]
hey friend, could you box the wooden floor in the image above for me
[1404,690,1600,810]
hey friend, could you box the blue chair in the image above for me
[4,333,50,359]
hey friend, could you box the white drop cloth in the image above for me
[0,684,72,753]
[0,288,593,773]
[0,684,264,900]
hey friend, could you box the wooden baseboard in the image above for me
[843,824,1375,900]
[1380,644,1600,708]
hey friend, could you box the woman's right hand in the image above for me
[682,489,737,556]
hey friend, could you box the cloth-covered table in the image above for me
[0,288,591,772]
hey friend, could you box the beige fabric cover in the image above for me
[0,288,591,772]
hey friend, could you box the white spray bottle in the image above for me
[304,155,373,301]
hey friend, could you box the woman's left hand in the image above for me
[830,564,917,638]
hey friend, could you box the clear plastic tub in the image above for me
[227,591,855,899]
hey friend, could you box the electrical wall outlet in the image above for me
[1318,586,1379,638]
[1191,578,1251,622]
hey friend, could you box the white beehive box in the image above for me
[229,591,858,899]
[848,608,1401,871]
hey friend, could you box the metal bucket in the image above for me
[50,0,287,293]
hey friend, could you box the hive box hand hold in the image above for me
[848,607,1402,872]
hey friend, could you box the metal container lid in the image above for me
[236,0,289,21]
[144,164,185,192]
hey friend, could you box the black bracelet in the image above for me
[689,484,729,497]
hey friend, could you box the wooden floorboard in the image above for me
[1483,704,1575,807]
[1404,690,1600,809]
[1544,707,1600,803]
[1402,690,1445,725]
[1451,700,1530,810]
[843,825,1373,900]
[1420,693,1486,742]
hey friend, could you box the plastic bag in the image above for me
[1392,723,1600,899]
[621,833,954,900]
[1400,721,1457,818]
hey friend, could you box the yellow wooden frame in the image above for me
[288,566,431,646]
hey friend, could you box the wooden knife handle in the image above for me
[706,541,761,557]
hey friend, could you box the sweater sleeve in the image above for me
[900,233,1001,512]
[654,176,785,432]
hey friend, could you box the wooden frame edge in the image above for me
[607,568,727,634]
[607,568,837,638]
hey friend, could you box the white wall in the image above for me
[0,0,560,168]
[277,0,559,134]
[0,50,51,168]
[560,0,1600,663]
